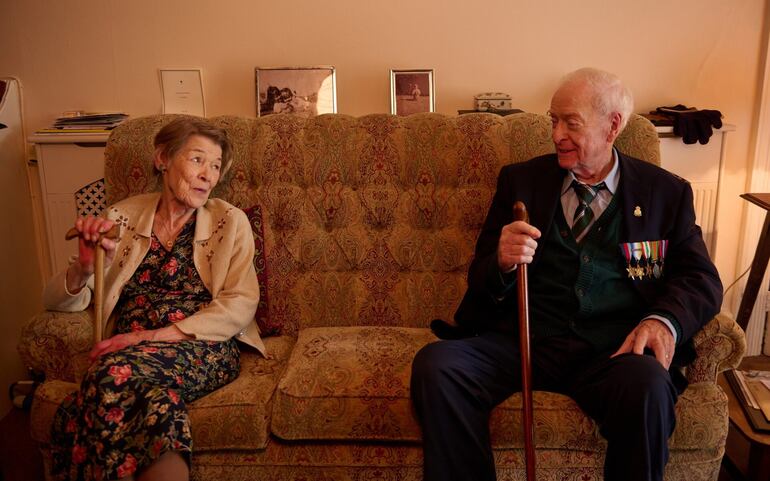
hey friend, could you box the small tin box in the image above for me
[474,92,512,111]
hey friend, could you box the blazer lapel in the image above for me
[529,157,566,265]
[618,152,654,242]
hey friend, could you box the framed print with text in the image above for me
[159,68,205,116]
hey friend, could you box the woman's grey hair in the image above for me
[558,68,635,130]
[153,117,233,177]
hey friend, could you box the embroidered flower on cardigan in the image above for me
[114,214,129,228]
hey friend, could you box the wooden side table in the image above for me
[736,193,770,331]
[719,355,770,480]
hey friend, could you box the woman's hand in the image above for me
[65,216,117,293]
[88,325,193,362]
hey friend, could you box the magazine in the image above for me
[724,369,770,432]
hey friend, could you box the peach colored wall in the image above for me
[0,0,767,395]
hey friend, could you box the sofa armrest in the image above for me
[686,313,746,384]
[17,309,95,383]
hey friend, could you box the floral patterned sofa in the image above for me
[19,112,745,481]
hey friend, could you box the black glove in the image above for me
[654,105,723,145]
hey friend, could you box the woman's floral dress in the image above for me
[50,216,240,481]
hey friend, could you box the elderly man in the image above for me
[410,68,722,481]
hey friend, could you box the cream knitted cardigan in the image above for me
[42,192,266,356]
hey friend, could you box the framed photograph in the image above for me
[159,68,205,116]
[255,66,337,117]
[390,69,435,116]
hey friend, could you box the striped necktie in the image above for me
[572,181,606,242]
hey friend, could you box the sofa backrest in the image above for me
[104,112,659,334]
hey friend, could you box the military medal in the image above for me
[637,241,650,279]
[621,243,635,279]
[631,242,644,280]
[635,265,646,279]
[621,240,668,280]
[658,240,666,278]
[650,240,661,278]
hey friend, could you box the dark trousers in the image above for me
[410,331,678,481]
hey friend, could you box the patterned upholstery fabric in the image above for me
[273,326,727,453]
[189,444,723,481]
[19,112,745,481]
[272,326,436,441]
[18,309,94,382]
[688,312,747,383]
[243,204,277,335]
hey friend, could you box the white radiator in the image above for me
[692,183,719,258]
[658,130,725,260]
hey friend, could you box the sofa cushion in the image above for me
[272,327,727,451]
[190,335,294,451]
[271,326,437,441]
[488,381,726,451]
[31,336,294,452]
[243,204,280,336]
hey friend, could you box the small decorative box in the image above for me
[474,92,512,111]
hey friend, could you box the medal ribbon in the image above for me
[649,240,659,265]
[620,242,633,264]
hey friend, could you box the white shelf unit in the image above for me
[657,124,734,259]
[29,132,108,279]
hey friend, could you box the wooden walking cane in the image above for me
[65,224,120,345]
[512,201,536,481]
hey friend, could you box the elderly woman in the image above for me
[43,117,264,481]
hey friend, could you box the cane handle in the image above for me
[513,201,529,225]
[64,224,119,242]
[64,223,118,345]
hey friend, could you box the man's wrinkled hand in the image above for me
[611,318,675,369]
[497,221,541,273]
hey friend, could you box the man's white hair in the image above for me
[558,68,634,130]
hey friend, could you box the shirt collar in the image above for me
[561,148,620,195]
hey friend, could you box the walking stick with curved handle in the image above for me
[512,201,535,481]
[65,224,120,345]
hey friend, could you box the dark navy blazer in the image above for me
[454,152,723,366]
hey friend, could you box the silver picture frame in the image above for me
[255,66,337,117]
[390,69,435,116]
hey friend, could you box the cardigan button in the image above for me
[582,255,591,264]
[576,288,584,297]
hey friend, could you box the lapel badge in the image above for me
[633,206,642,217]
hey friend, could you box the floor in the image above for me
[0,408,44,481]
[719,459,748,481]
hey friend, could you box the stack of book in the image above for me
[36,111,128,134]
[725,368,770,432]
